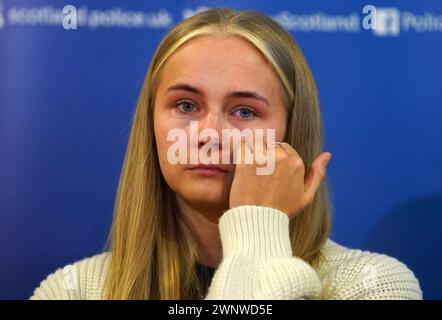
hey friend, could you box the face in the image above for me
[153,35,288,215]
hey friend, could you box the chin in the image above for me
[180,181,229,205]
[190,188,228,203]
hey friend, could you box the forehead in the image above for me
[156,35,283,97]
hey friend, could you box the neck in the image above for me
[176,195,226,268]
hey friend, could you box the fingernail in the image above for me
[325,154,332,165]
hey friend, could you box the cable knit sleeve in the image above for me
[205,205,322,300]
[318,244,423,300]
[29,252,110,300]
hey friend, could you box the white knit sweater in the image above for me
[30,205,423,300]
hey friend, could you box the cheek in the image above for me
[154,123,167,159]
[276,120,287,142]
[272,108,288,141]
[154,115,175,173]
[154,107,178,151]
[154,130,182,193]
[254,112,287,142]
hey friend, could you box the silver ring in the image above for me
[267,141,286,150]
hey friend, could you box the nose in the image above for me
[195,112,237,166]
[198,112,226,148]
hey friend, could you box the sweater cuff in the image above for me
[219,205,293,260]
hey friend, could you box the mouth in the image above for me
[187,164,231,177]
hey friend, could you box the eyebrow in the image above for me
[166,83,269,106]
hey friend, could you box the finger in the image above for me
[278,142,299,157]
[232,136,244,165]
[245,133,254,154]
[304,152,332,201]
[233,136,252,166]
[254,131,267,165]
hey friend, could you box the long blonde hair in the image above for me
[104,7,332,299]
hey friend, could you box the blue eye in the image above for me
[176,100,195,113]
[234,107,259,119]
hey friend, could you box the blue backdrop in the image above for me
[1,0,441,299]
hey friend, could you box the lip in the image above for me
[187,164,230,177]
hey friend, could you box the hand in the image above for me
[229,137,331,219]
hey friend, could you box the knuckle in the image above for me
[291,156,304,169]
[275,150,288,161]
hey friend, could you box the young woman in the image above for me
[31,8,422,300]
